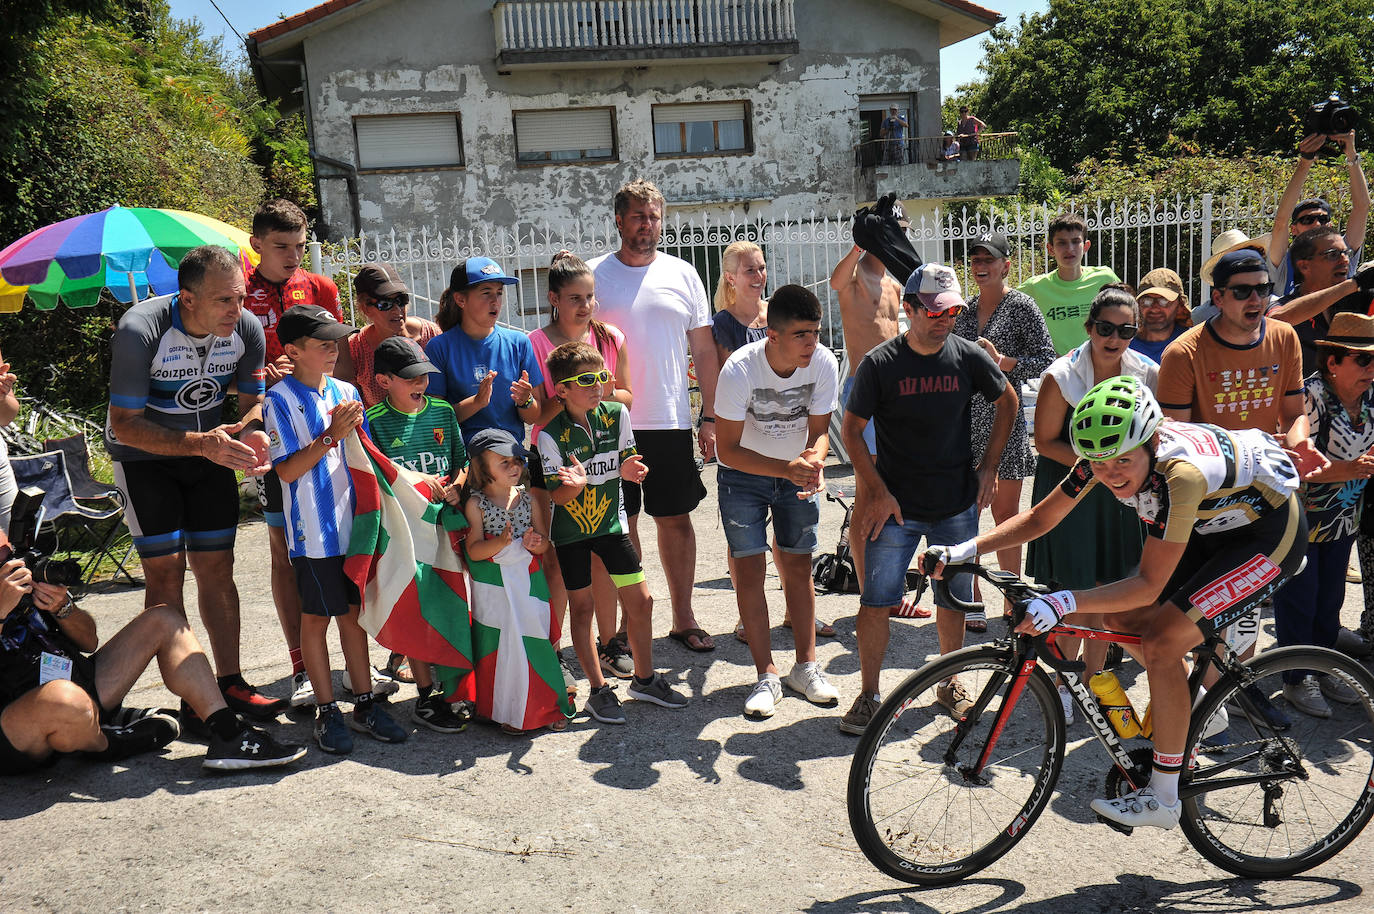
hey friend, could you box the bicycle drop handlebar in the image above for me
[917,549,1085,675]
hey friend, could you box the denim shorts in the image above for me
[861,504,979,608]
[718,466,820,558]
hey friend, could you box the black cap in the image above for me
[275,305,357,346]
[353,263,409,301]
[1292,198,1332,221]
[1211,250,1269,288]
[374,336,437,379]
[468,428,528,460]
[969,231,1010,259]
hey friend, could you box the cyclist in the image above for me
[925,375,1315,829]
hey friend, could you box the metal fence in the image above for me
[318,189,1317,351]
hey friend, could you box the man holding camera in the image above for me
[0,519,305,774]
[1268,127,1368,297]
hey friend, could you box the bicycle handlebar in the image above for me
[918,549,1084,675]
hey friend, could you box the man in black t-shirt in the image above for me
[837,263,1018,734]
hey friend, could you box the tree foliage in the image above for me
[969,0,1374,171]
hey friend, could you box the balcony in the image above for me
[493,1,799,70]
[855,132,1022,202]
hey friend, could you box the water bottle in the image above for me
[1090,671,1143,739]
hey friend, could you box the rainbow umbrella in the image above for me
[0,205,259,313]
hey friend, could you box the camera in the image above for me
[4,486,83,587]
[1305,93,1356,137]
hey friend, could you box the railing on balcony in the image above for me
[855,132,1020,168]
[494,0,797,53]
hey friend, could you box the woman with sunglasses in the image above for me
[1026,284,1158,722]
[1272,313,1374,716]
[953,232,1056,631]
[334,263,440,409]
[528,251,637,682]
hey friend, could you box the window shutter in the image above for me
[515,109,614,155]
[652,101,746,125]
[356,115,462,169]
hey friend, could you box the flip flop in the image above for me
[782,618,837,637]
[668,628,716,652]
[891,597,932,619]
[734,621,749,644]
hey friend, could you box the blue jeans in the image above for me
[861,504,979,608]
[718,466,820,558]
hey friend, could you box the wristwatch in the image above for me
[320,434,335,448]
[53,595,76,620]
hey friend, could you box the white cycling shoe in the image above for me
[1090,787,1181,830]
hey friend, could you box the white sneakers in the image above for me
[289,671,315,708]
[783,661,840,705]
[745,663,840,718]
[1091,787,1181,830]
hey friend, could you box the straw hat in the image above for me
[1316,312,1374,352]
[1201,230,1271,286]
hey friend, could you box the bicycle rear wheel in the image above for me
[847,645,1065,885]
[1182,647,1374,877]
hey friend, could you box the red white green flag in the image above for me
[343,432,474,699]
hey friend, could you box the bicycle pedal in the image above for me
[1095,813,1134,836]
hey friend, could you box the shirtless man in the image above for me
[828,207,905,586]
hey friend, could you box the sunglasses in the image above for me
[1223,282,1275,301]
[1311,248,1351,262]
[922,304,966,320]
[1295,213,1333,226]
[372,296,408,311]
[558,369,612,388]
[1091,319,1138,340]
[1342,352,1374,368]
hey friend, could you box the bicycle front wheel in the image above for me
[1182,646,1374,877]
[847,645,1065,885]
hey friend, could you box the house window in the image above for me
[514,108,616,164]
[652,101,751,157]
[355,114,463,170]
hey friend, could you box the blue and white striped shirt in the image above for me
[264,375,364,559]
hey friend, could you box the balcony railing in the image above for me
[855,132,1020,168]
[494,1,798,65]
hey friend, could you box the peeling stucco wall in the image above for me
[298,0,947,237]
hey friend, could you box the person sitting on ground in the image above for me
[265,305,409,754]
[714,284,841,719]
[364,336,472,734]
[1129,269,1191,364]
[0,535,305,774]
[536,342,688,724]
[925,376,1307,830]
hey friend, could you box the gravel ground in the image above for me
[2,464,1372,913]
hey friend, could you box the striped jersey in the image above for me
[1061,421,1299,543]
[265,375,364,559]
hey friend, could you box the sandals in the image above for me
[382,652,415,684]
[782,617,837,638]
[668,628,715,652]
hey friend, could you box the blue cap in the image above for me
[1211,249,1268,288]
[451,257,518,291]
[468,427,528,460]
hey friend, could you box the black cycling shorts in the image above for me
[114,457,239,558]
[257,467,285,529]
[1165,494,1307,637]
[554,533,643,592]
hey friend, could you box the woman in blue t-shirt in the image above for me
[425,257,545,446]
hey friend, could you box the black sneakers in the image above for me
[204,724,307,771]
[85,707,180,762]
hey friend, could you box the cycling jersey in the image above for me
[105,295,266,462]
[1060,421,1300,542]
[244,266,341,365]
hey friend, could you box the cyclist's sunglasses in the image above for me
[1223,282,1274,301]
[1295,212,1333,226]
[1091,319,1137,340]
[558,369,612,388]
[371,296,409,311]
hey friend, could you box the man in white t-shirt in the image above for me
[715,285,840,718]
[591,179,722,652]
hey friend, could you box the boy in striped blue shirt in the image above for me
[264,305,408,754]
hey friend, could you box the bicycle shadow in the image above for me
[805,874,1360,914]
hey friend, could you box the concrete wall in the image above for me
[298,0,947,238]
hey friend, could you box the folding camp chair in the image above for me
[7,449,140,587]
[43,434,120,503]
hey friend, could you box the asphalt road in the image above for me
[2,465,1372,913]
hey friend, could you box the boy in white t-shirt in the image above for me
[714,285,841,718]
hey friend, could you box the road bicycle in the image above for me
[846,556,1374,885]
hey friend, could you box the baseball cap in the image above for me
[1210,249,1270,289]
[1292,198,1332,221]
[1136,267,1185,303]
[468,428,528,461]
[891,200,910,229]
[276,305,357,346]
[969,231,1010,259]
[354,263,409,301]
[374,336,437,379]
[450,257,519,291]
[903,263,964,310]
